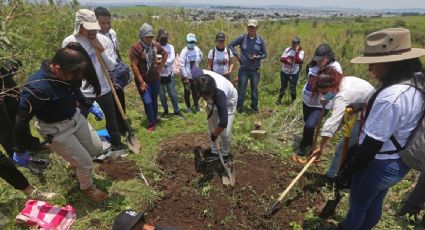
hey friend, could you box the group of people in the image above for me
[1,5,425,230]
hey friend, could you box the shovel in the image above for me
[319,108,356,219]
[94,50,141,154]
[215,141,235,186]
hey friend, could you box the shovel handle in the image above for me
[277,155,317,202]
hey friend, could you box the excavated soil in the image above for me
[147,133,325,230]
[98,159,140,181]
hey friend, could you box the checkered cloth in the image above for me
[16,200,76,230]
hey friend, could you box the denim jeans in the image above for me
[237,68,260,111]
[342,158,409,230]
[159,75,180,113]
[139,79,160,125]
[279,71,300,101]
[326,122,360,178]
[400,171,425,215]
[299,103,327,151]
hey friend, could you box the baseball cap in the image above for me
[292,37,301,45]
[112,210,145,230]
[191,66,204,79]
[215,32,225,41]
[186,33,197,42]
[313,43,334,62]
[247,19,258,27]
[157,29,169,39]
[75,9,100,32]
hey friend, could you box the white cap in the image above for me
[186,33,197,42]
[74,9,100,35]
[247,19,258,27]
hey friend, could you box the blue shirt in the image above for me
[229,34,267,70]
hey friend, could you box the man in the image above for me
[62,9,126,155]
[229,19,267,113]
[112,210,180,230]
[94,7,129,136]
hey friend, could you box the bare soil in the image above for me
[98,159,140,181]
[147,133,325,230]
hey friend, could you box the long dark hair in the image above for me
[381,58,424,87]
[52,42,101,96]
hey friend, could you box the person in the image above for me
[94,6,131,136]
[335,28,425,229]
[277,37,304,104]
[229,19,267,113]
[179,33,203,113]
[191,67,238,163]
[207,32,234,80]
[112,210,181,230]
[309,68,375,179]
[156,29,184,119]
[14,42,108,201]
[129,23,167,132]
[62,9,127,155]
[0,61,43,158]
[296,43,342,156]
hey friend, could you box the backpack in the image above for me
[211,47,230,71]
[365,73,425,170]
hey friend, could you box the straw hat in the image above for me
[351,28,425,64]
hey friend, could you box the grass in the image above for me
[1,2,425,229]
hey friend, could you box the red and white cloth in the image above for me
[16,200,76,230]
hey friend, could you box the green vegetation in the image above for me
[1,1,425,229]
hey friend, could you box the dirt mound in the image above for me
[147,134,325,229]
[98,159,140,181]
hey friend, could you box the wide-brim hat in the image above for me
[351,28,425,64]
[74,9,100,34]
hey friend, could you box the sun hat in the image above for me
[112,210,145,230]
[351,28,425,64]
[247,19,258,27]
[186,33,197,42]
[74,9,101,35]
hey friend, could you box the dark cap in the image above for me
[112,210,145,230]
[313,43,334,62]
[215,32,225,41]
[191,66,204,79]
[157,29,169,39]
[292,37,300,45]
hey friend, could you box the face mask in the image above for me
[159,37,168,46]
[323,92,336,101]
[187,43,195,49]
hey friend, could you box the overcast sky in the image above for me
[79,0,425,10]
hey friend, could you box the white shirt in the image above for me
[62,33,116,97]
[159,44,175,77]
[280,47,305,74]
[302,61,343,109]
[358,84,425,160]
[207,47,234,75]
[179,46,203,79]
[203,70,238,114]
[321,77,375,137]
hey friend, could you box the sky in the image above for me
[79,0,425,10]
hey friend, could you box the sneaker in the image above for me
[27,189,57,200]
[83,185,107,202]
[161,110,169,118]
[108,144,128,157]
[174,111,186,119]
[186,108,193,114]
[147,124,156,132]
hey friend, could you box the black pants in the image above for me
[0,98,39,158]
[0,151,29,190]
[80,92,122,146]
[114,86,127,134]
[299,103,328,150]
[183,79,199,109]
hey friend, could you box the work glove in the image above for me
[210,133,217,142]
[13,151,31,167]
[89,102,104,121]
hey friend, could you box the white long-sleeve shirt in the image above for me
[62,33,116,98]
[320,76,375,137]
[160,44,175,77]
[179,46,203,79]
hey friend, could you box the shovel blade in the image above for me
[228,167,236,186]
[264,200,282,219]
[319,192,342,219]
[126,133,141,154]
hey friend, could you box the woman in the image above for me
[15,42,107,201]
[207,32,234,80]
[309,68,375,179]
[296,43,342,156]
[336,28,425,229]
[192,67,238,163]
[156,29,184,119]
[129,23,168,132]
[179,33,203,113]
[278,37,304,104]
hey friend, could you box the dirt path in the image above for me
[147,133,325,229]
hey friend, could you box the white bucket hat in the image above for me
[351,28,425,64]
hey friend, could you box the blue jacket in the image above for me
[229,34,267,70]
